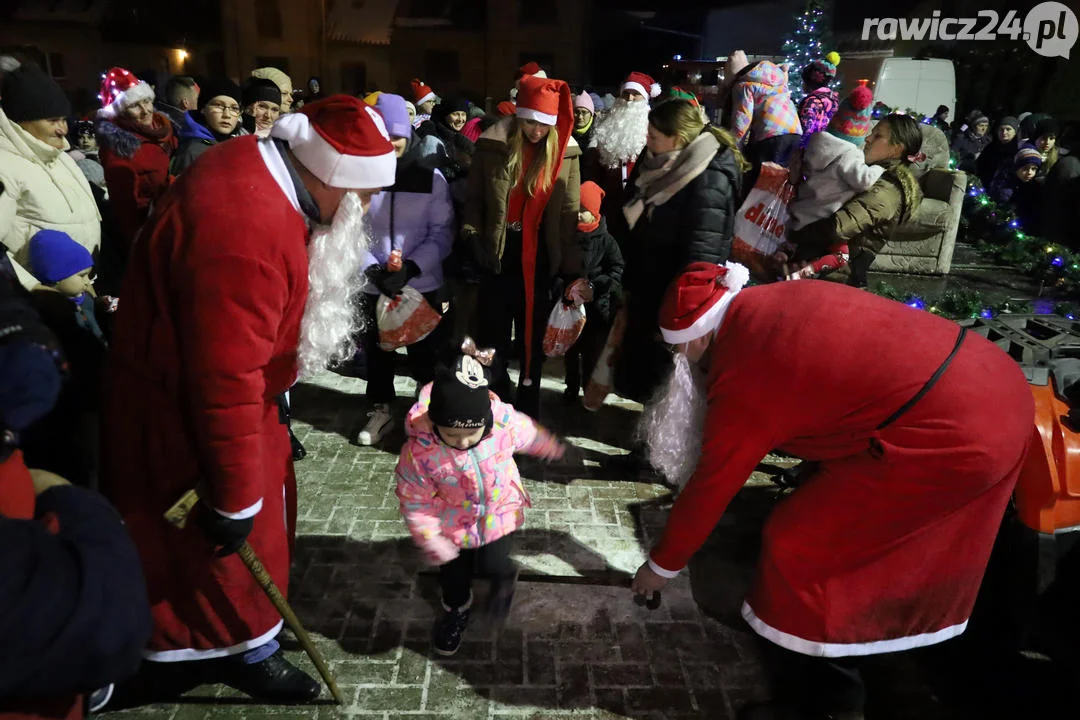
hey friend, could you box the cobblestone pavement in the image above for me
[100,363,986,720]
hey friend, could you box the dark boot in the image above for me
[289,427,307,461]
[433,599,472,656]
[217,649,321,703]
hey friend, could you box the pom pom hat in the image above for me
[826,81,874,146]
[659,261,750,345]
[516,75,565,126]
[411,79,436,107]
[270,95,396,190]
[622,71,661,100]
[515,62,548,82]
[98,66,155,119]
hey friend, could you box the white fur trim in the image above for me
[648,558,682,579]
[143,620,283,662]
[622,82,649,99]
[720,261,750,292]
[98,81,155,119]
[660,287,741,345]
[257,138,301,213]
[741,602,968,658]
[271,111,396,189]
[213,498,263,520]
[515,106,557,126]
[415,91,436,106]
[649,82,662,98]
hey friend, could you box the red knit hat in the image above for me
[579,181,604,218]
[516,75,562,126]
[622,71,661,100]
[411,78,436,106]
[97,66,155,119]
[270,95,396,190]
[659,262,750,344]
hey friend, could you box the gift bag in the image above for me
[582,305,628,412]
[376,286,442,351]
[542,279,590,358]
[730,162,795,281]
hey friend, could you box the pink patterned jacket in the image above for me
[395,383,562,564]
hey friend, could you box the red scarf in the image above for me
[118,112,176,151]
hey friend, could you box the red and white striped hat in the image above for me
[659,261,750,344]
[621,71,661,100]
[270,95,396,190]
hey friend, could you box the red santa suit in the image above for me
[650,265,1034,657]
[101,97,396,660]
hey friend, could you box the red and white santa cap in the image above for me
[659,261,750,344]
[621,71,661,100]
[515,62,548,82]
[411,79,437,107]
[270,95,395,190]
[97,66,156,119]
[516,75,564,126]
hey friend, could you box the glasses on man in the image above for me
[206,102,241,116]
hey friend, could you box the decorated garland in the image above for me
[870,282,1077,322]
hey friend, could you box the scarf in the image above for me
[118,112,171,143]
[623,131,720,230]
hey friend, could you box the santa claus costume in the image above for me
[640,264,1034,716]
[101,96,395,703]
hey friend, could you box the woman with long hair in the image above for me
[616,98,748,405]
[459,75,581,416]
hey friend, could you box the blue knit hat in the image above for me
[27,229,93,284]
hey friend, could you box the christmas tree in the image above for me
[781,0,837,103]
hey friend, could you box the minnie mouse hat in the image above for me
[428,339,495,430]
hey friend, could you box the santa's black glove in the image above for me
[374,260,421,297]
[199,506,254,557]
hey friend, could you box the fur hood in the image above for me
[95,112,174,160]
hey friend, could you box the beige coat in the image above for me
[0,109,101,288]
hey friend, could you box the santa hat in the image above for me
[496,100,517,117]
[659,261,750,344]
[515,62,548,82]
[270,95,395,190]
[621,71,661,100]
[573,91,594,114]
[97,66,156,119]
[411,79,436,107]
[516,75,563,126]
[826,81,874,146]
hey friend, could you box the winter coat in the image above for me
[395,383,561,565]
[574,216,624,322]
[170,112,227,176]
[975,137,1018,189]
[990,166,1044,234]
[789,132,885,231]
[796,86,839,145]
[0,482,151,707]
[0,109,101,290]
[730,61,803,146]
[462,116,582,277]
[96,113,176,256]
[791,158,923,257]
[950,130,991,173]
[572,117,596,152]
[429,120,475,184]
[361,148,455,296]
[623,144,742,302]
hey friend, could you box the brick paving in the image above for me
[100,363,974,720]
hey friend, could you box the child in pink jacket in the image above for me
[395,340,565,656]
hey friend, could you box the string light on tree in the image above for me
[781,0,838,103]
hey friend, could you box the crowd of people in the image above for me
[0,49,1044,720]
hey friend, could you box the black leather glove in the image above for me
[373,260,421,297]
[199,505,254,557]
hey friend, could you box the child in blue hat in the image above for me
[27,229,109,347]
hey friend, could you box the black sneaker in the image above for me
[433,601,472,656]
[218,649,321,703]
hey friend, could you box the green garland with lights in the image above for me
[870,282,1078,322]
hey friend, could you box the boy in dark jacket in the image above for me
[564,181,624,402]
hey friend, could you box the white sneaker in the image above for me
[355,403,394,446]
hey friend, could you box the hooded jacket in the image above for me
[788,131,885,231]
[395,383,560,564]
[0,109,101,290]
[575,216,624,322]
[730,61,803,145]
[170,111,225,176]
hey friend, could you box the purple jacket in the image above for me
[360,166,454,295]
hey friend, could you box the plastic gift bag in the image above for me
[582,305,628,412]
[376,286,441,351]
[542,279,590,358]
[730,162,795,281]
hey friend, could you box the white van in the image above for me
[840,55,956,120]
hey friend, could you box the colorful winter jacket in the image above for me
[395,383,561,564]
[796,86,840,147]
[730,61,803,146]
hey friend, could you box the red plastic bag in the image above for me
[376,286,441,351]
[730,162,794,281]
[542,279,589,358]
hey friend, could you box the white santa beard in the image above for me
[637,353,707,489]
[591,98,649,169]
[297,192,372,379]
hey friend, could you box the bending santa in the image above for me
[631,263,1035,719]
[101,96,395,703]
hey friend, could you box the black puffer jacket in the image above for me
[623,144,742,302]
[576,217,625,322]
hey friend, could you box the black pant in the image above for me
[564,305,610,393]
[475,229,551,415]
[759,641,866,714]
[360,289,445,403]
[438,533,517,610]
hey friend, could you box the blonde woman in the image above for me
[617,98,749,405]
[459,75,581,417]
